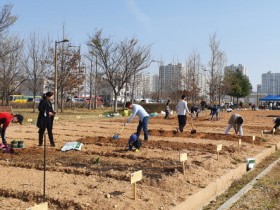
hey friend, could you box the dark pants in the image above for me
[0,127,6,144]
[178,115,187,132]
[39,126,54,146]
[164,111,170,119]
[136,116,149,141]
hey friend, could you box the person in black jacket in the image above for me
[37,92,56,147]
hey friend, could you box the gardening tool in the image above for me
[112,125,125,140]
[190,117,197,134]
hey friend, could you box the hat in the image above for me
[14,114,24,125]
[273,118,277,123]
[129,134,138,144]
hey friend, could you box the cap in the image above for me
[273,118,277,123]
[14,114,24,125]
[129,134,138,144]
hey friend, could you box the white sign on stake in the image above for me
[179,153,188,162]
[179,153,188,175]
[216,144,222,152]
[216,144,222,160]
[130,170,142,184]
[130,170,142,200]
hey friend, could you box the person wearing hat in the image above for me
[124,102,149,141]
[225,113,244,136]
[127,133,142,152]
[37,92,56,147]
[0,112,24,145]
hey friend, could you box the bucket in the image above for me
[246,158,256,171]
[18,141,24,148]
[123,110,129,117]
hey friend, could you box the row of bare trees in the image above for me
[0,4,250,112]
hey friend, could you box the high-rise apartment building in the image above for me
[159,63,186,96]
[224,64,247,75]
[261,71,280,95]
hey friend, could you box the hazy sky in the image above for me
[3,0,280,91]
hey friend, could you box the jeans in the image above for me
[225,124,243,136]
[178,115,187,132]
[136,116,149,141]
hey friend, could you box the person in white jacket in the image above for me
[125,102,149,141]
[176,95,190,132]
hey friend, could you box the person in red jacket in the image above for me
[0,112,24,144]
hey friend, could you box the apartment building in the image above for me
[261,71,280,95]
[224,64,247,75]
[159,63,186,96]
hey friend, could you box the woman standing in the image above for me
[37,92,56,147]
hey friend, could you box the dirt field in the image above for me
[0,109,279,210]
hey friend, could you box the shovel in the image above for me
[190,117,196,134]
[112,126,125,140]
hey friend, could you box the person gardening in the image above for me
[127,133,142,152]
[210,105,219,121]
[124,102,149,141]
[272,117,280,132]
[225,113,244,136]
[0,112,24,145]
[164,99,171,119]
[176,95,190,132]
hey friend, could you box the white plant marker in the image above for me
[130,170,142,200]
[179,153,188,175]
[216,144,223,160]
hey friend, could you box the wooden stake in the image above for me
[133,183,137,200]
[261,130,263,137]
[130,170,142,200]
[179,153,188,175]
[238,139,242,153]
[272,128,275,135]
[252,135,255,145]
[216,144,222,160]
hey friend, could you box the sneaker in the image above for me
[51,144,55,147]
[38,144,42,147]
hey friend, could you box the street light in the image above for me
[54,38,69,112]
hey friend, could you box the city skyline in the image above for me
[4,0,280,91]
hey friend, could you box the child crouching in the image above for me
[127,134,142,152]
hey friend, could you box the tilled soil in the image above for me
[0,109,279,210]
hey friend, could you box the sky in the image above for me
[2,0,280,91]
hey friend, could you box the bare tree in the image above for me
[0,4,17,37]
[186,50,202,104]
[0,36,25,105]
[56,45,84,112]
[24,33,51,112]
[206,33,227,103]
[87,30,151,111]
